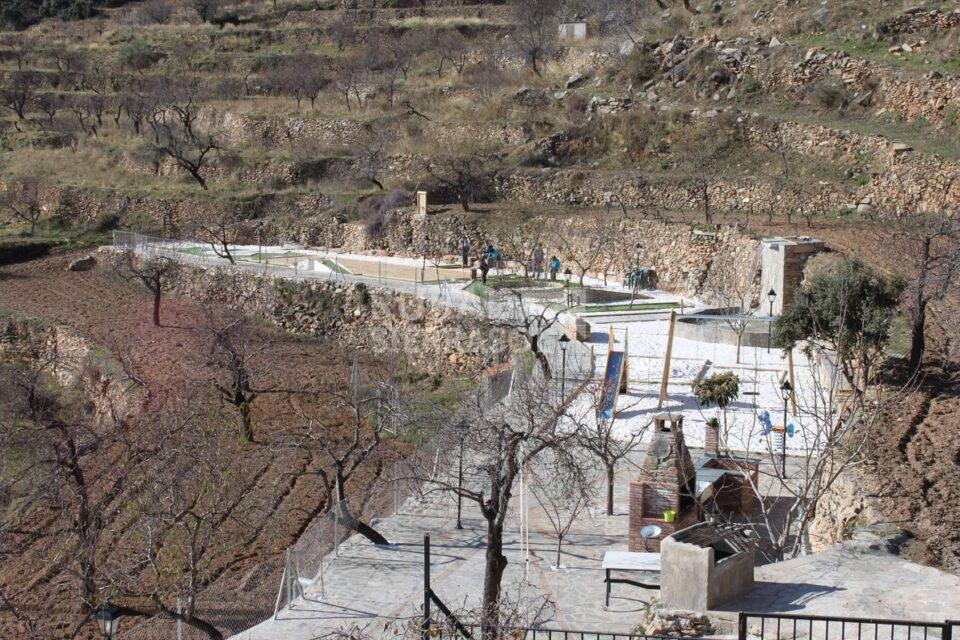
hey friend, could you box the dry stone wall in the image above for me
[0,314,141,423]
[98,250,512,375]
[325,210,761,300]
[214,110,538,150]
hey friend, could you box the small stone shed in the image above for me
[629,413,700,552]
[660,522,755,611]
[558,20,587,40]
[758,237,825,316]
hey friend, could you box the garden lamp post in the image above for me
[779,379,792,478]
[564,268,573,308]
[559,334,570,399]
[94,603,121,639]
[766,288,777,353]
[456,426,464,530]
[257,221,263,264]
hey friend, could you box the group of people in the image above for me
[457,234,563,285]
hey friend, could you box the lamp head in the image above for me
[94,604,121,638]
[780,380,792,400]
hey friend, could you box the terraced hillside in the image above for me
[1,0,959,636]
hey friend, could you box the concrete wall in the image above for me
[758,238,825,316]
[708,549,755,607]
[660,527,755,611]
[661,536,713,611]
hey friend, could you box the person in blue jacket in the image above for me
[549,256,561,281]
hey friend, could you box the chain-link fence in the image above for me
[112,231,597,639]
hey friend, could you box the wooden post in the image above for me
[657,310,677,410]
[787,348,798,415]
[620,327,629,393]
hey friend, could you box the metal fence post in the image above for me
[286,548,294,607]
[423,533,431,640]
[738,613,748,640]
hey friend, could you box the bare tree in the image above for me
[35,92,61,128]
[203,313,263,442]
[552,216,617,286]
[673,116,745,224]
[136,0,175,25]
[146,80,220,189]
[350,126,390,191]
[332,53,373,112]
[328,12,359,52]
[881,203,960,371]
[0,70,42,124]
[710,353,890,560]
[67,92,106,136]
[115,250,179,326]
[195,211,249,264]
[267,54,329,109]
[529,450,597,567]
[293,374,396,545]
[477,287,564,379]
[423,146,500,212]
[511,0,562,77]
[418,373,579,638]
[701,246,758,363]
[104,403,252,640]
[433,31,469,79]
[0,34,36,71]
[572,387,646,515]
[465,58,507,103]
[0,177,44,236]
[0,355,141,628]
[191,0,224,23]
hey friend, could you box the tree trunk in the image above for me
[606,464,615,516]
[702,182,711,224]
[555,535,563,568]
[335,478,388,545]
[152,287,162,326]
[239,401,253,442]
[528,335,552,379]
[481,519,508,639]
[458,191,471,212]
[908,300,927,372]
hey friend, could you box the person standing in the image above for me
[458,234,471,267]
[549,255,560,281]
[532,245,545,279]
[479,255,490,284]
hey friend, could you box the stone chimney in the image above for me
[704,420,719,457]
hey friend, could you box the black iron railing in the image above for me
[739,613,953,640]
[454,625,673,640]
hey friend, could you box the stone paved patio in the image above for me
[235,448,960,640]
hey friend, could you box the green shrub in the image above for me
[353,282,370,306]
[806,80,849,111]
[622,49,659,85]
[117,39,164,73]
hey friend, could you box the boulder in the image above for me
[565,72,588,89]
[67,255,97,272]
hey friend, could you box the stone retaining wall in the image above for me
[0,314,141,423]
[97,249,512,375]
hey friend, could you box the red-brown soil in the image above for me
[0,253,411,639]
